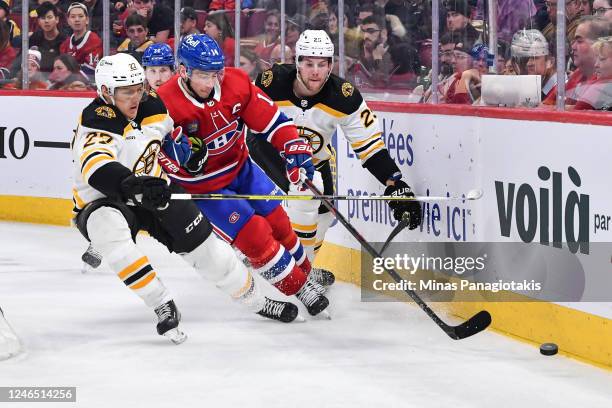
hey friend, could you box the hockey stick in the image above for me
[170,189,483,202]
[380,213,411,256]
[302,179,491,340]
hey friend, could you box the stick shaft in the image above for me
[171,193,479,202]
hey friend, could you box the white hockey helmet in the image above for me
[295,29,335,65]
[95,53,145,100]
[511,29,549,58]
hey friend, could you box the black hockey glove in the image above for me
[120,175,171,210]
[384,180,422,229]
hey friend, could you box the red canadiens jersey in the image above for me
[157,68,298,192]
[60,31,102,73]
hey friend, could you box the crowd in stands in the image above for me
[0,0,610,110]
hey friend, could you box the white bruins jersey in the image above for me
[71,93,174,214]
[255,64,385,166]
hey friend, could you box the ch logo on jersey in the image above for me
[297,126,324,154]
[229,212,240,224]
[133,141,161,175]
[204,120,244,156]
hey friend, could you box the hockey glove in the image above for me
[384,180,422,229]
[120,174,171,211]
[185,136,208,175]
[282,140,315,185]
[159,127,208,175]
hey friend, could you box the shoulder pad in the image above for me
[322,74,364,115]
[136,93,168,122]
[81,99,126,135]
[255,64,295,99]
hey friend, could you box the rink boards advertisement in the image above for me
[1,94,611,366]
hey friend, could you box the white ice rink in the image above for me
[0,221,611,408]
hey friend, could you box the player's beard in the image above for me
[296,69,331,95]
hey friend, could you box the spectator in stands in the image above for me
[355,2,383,27]
[542,0,584,44]
[575,35,612,109]
[327,6,360,58]
[579,0,593,16]
[285,14,306,53]
[117,13,153,63]
[180,7,200,37]
[511,29,560,100]
[388,42,420,90]
[132,0,172,42]
[459,43,493,102]
[3,48,48,89]
[445,0,482,45]
[204,11,235,67]
[209,0,255,11]
[544,15,611,105]
[269,43,293,65]
[0,0,20,43]
[477,0,536,43]
[60,2,102,77]
[165,7,200,50]
[254,9,281,63]
[593,0,612,21]
[495,40,512,74]
[0,9,16,78]
[441,39,476,103]
[47,53,90,90]
[30,3,67,74]
[142,42,174,91]
[239,47,261,80]
[423,33,458,102]
[350,15,393,87]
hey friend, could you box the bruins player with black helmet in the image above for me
[72,54,301,344]
[249,30,422,289]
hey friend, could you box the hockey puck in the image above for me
[540,343,558,356]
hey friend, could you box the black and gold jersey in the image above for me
[71,93,173,213]
[255,64,385,167]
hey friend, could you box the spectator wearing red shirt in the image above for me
[254,9,281,63]
[442,40,476,104]
[575,36,612,110]
[543,16,610,106]
[60,2,102,77]
[204,11,235,67]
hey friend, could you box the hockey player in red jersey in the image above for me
[157,34,330,317]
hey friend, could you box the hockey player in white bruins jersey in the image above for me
[249,30,422,287]
[72,54,301,344]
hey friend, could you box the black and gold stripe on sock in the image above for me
[118,256,157,290]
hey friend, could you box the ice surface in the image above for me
[0,222,610,408]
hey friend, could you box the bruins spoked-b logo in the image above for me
[133,141,161,175]
[261,70,273,88]
[297,126,324,154]
[95,106,116,119]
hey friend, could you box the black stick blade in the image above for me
[446,310,492,340]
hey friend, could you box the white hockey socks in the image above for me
[181,235,265,313]
[285,172,324,263]
[87,207,172,309]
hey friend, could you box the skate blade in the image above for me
[163,328,187,345]
[313,310,331,320]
